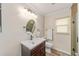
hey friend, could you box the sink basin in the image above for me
[21,38,46,50]
[31,41,35,44]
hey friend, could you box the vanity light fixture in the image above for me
[18,6,37,20]
[24,7,37,19]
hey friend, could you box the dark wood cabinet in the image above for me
[21,41,45,56]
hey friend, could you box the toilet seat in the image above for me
[46,42,53,48]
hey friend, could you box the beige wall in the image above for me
[44,8,71,55]
[0,3,44,56]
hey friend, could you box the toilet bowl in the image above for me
[46,41,53,53]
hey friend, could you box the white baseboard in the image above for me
[53,48,71,56]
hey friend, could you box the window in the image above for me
[56,17,70,34]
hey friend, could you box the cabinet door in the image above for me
[31,42,45,56]
[71,3,78,55]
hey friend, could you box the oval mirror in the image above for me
[26,19,35,33]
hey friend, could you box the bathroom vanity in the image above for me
[21,38,46,56]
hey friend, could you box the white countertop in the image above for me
[21,38,46,50]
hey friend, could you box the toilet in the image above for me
[46,40,53,53]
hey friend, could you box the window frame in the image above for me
[56,16,70,34]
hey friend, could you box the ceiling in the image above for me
[25,3,72,15]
